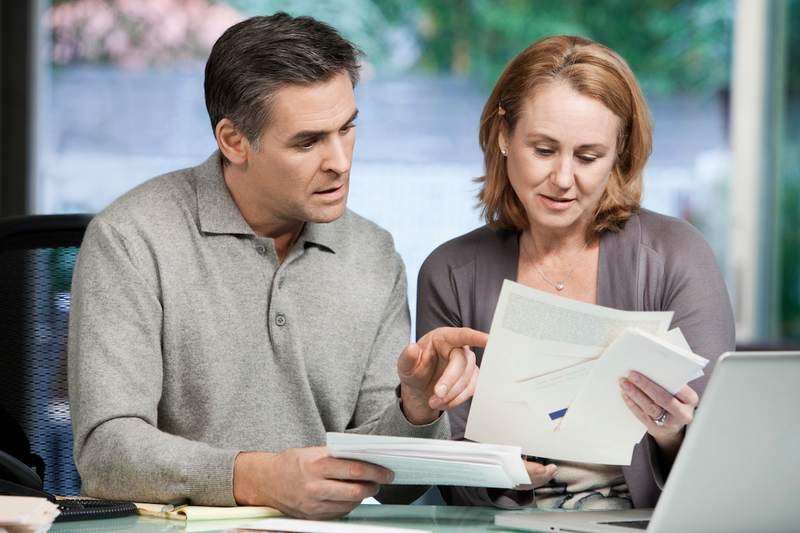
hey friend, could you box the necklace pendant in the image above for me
[555,281,565,291]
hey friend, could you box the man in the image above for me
[68,13,486,520]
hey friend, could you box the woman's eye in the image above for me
[535,147,554,156]
[577,154,598,163]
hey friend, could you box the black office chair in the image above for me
[0,214,93,496]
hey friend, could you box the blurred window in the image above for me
[779,0,800,339]
[36,0,735,325]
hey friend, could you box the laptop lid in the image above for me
[495,351,800,533]
[648,350,800,533]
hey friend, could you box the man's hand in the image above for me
[233,448,394,520]
[397,327,489,425]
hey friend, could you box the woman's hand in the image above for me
[619,370,699,457]
[515,459,557,490]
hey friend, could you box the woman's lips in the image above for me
[538,194,575,211]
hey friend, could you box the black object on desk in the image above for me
[52,499,138,522]
[1,449,137,522]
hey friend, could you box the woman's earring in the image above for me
[500,147,508,156]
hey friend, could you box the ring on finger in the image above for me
[650,408,668,427]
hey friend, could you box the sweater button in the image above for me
[275,313,286,326]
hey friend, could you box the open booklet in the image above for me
[135,502,280,522]
[326,433,529,488]
[465,280,708,465]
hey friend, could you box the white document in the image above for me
[326,433,529,488]
[512,359,595,430]
[0,496,60,533]
[236,518,430,533]
[663,327,693,352]
[465,280,675,463]
[558,328,708,458]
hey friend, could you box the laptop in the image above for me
[495,351,800,533]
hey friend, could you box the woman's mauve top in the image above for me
[416,208,735,509]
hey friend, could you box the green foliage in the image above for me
[779,0,800,338]
[408,0,733,95]
[222,0,403,68]
[780,146,800,339]
[788,0,800,96]
[222,0,735,95]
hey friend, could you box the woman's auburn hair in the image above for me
[477,35,652,239]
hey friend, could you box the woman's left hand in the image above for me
[619,371,699,450]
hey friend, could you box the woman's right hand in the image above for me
[515,460,558,490]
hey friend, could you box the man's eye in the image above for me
[340,123,356,134]
[298,140,316,150]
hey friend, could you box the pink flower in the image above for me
[104,28,130,59]
[196,4,242,49]
[44,0,243,68]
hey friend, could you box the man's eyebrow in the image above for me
[287,109,359,145]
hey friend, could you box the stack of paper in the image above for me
[326,433,529,488]
[0,496,59,533]
[465,280,708,465]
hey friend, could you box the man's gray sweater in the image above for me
[68,153,448,505]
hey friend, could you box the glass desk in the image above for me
[49,504,539,532]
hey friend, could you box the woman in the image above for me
[417,35,735,510]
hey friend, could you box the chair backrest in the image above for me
[0,214,92,496]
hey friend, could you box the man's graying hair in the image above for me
[204,12,362,154]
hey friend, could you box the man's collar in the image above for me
[196,152,255,236]
[300,219,340,254]
[195,151,342,253]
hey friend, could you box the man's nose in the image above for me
[322,136,351,175]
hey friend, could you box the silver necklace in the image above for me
[523,237,589,292]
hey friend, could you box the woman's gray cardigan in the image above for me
[416,209,735,509]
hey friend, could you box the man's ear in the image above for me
[216,118,249,165]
